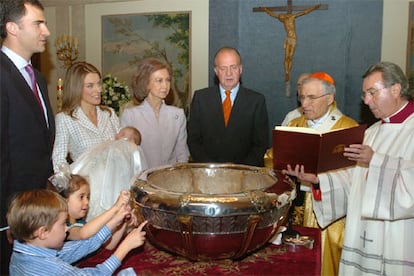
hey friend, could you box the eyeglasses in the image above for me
[297,93,329,102]
[361,86,386,100]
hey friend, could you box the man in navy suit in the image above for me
[187,47,269,167]
[0,0,55,273]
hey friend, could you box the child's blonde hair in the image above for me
[7,189,67,242]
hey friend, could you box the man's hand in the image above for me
[344,144,373,166]
[282,164,319,184]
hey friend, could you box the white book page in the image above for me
[274,126,347,134]
[274,126,320,134]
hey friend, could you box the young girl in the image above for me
[49,172,137,250]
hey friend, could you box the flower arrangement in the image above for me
[101,74,131,115]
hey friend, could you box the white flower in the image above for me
[101,74,131,115]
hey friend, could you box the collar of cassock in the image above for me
[382,101,414,124]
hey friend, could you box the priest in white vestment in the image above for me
[283,62,414,275]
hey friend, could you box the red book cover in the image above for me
[272,124,366,174]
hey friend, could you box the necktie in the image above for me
[25,64,44,112]
[223,90,232,127]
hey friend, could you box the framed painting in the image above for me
[407,1,414,80]
[85,0,209,111]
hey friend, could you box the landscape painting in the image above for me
[102,12,190,110]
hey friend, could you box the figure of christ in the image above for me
[261,4,321,83]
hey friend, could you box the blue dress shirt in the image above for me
[9,226,121,275]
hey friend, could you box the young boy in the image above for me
[7,189,147,275]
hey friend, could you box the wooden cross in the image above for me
[252,0,328,13]
[253,1,328,96]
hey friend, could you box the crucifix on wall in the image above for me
[253,1,328,96]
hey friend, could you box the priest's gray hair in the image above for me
[363,61,411,100]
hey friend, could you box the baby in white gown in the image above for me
[71,127,147,220]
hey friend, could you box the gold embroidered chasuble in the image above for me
[264,103,358,276]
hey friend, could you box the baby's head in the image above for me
[7,189,68,244]
[116,126,141,145]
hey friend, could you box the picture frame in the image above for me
[85,0,209,109]
[407,1,414,77]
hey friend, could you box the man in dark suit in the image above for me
[0,0,55,273]
[187,46,269,167]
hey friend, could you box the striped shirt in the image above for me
[10,226,121,275]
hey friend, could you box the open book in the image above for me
[272,124,367,174]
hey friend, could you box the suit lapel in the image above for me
[211,88,227,129]
[75,107,113,135]
[34,70,54,117]
[75,107,102,134]
[231,87,247,115]
[1,53,47,127]
[225,87,247,129]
